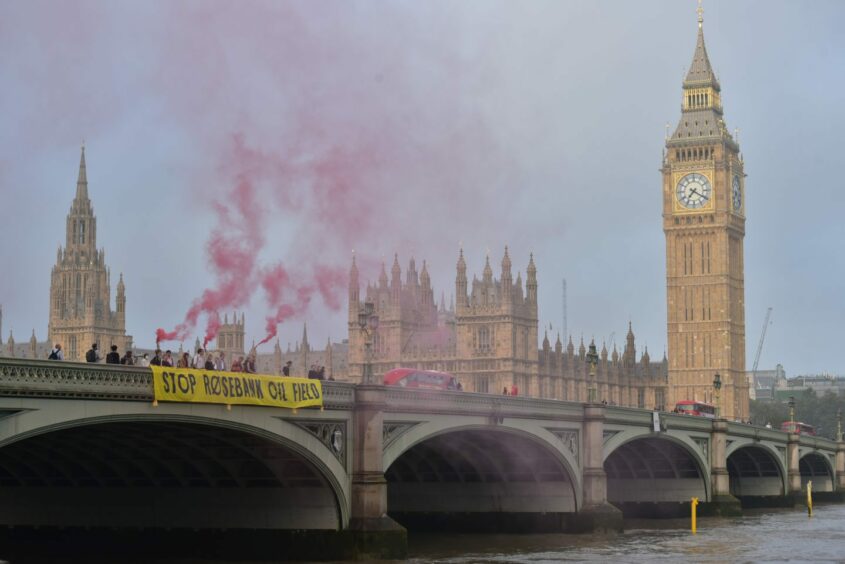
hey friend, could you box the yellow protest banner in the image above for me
[150,366,323,409]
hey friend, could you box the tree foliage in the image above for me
[750,388,845,440]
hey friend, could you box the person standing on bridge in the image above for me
[510,384,518,396]
[85,343,100,363]
[243,354,256,374]
[215,352,227,371]
[503,387,509,395]
[162,350,174,367]
[150,349,162,366]
[177,352,190,368]
[282,360,292,376]
[192,348,205,369]
[106,345,120,364]
[48,344,64,360]
[121,350,135,365]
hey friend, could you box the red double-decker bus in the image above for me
[673,401,717,418]
[383,368,460,391]
[780,421,816,435]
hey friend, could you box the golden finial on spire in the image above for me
[697,0,704,29]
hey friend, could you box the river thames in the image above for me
[404,504,845,563]
[2,504,843,563]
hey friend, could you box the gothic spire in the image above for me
[482,254,493,282]
[420,260,430,287]
[378,259,388,288]
[75,144,89,201]
[301,323,309,351]
[391,253,401,285]
[684,5,719,90]
[501,246,512,276]
[456,248,466,276]
[349,252,359,285]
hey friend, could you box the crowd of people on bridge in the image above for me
[47,342,335,381]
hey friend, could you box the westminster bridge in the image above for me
[0,358,843,560]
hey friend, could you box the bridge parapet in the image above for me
[0,358,357,409]
[0,357,151,400]
[383,386,584,420]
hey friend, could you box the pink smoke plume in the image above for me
[155,133,352,350]
[156,141,266,346]
[256,263,347,347]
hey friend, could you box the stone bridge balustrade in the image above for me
[0,358,844,560]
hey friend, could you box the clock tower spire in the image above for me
[662,5,748,419]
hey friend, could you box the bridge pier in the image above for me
[785,432,806,506]
[576,404,623,532]
[702,419,741,516]
[348,385,407,560]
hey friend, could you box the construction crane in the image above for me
[752,307,773,388]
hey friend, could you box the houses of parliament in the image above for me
[0,9,749,418]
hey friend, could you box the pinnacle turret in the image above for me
[391,254,401,285]
[378,260,388,288]
[420,260,430,287]
[75,144,89,201]
[501,246,512,276]
[349,252,359,285]
[482,254,493,282]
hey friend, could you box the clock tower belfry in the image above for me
[663,6,748,420]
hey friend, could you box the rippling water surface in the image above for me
[404,505,845,563]
[5,505,844,563]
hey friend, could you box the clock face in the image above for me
[676,173,712,209]
[732,175,742,212]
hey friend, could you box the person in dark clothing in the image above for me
[150,349,163,366]
[204,357,215,370]
[106,345,120,364]
[503,387,509,395]
[85,343,99,363]
[121,350,134,365]
[243,355,256,374]
[282,360,292,377]
[162,350,174,367]
[318,366,326,380]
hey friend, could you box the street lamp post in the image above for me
[837,408,842,442]
[357,300,380,384]
[713,373,722,418]
[788,396,796,426]
[586,341,599,403]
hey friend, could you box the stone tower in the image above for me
[48,146,131,361]
[214,312,245,360]
[662,7,748,419]
[454,248,539,394]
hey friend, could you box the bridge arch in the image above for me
[800,451,835,492]
[603,431,710,512]
[383,421,581,531]
[725,442,787,498]
[0,403,350,529]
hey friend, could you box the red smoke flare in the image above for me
[155,142,265,346]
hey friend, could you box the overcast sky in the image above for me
[1,1,843,375]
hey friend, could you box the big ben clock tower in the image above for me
[663,4,749,420]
